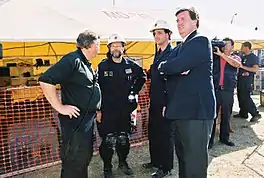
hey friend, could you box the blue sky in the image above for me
[90,0,264,31]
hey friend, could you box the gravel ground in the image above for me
[13,94,264,178]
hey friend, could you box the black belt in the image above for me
[80,109,96,116]
[217,86,225,90]
[86,109,96,113]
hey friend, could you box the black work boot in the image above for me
[142,162,154,169]
[220,139,235,146]
[118,161,133,175]
[208,140,214,149]
[152,169,171,178]
[104,167,114,178]
[250,113,262,122]
[103,162,114,178]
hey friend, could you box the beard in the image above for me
[111,50,122,58]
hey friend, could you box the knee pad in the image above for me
[116,132,129,146]
[104,133,116,149]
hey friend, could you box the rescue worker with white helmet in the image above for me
[142,20,174,178]
[96,33,146,178]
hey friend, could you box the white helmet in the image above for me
[150,20,172,32]
[107,33,126,46]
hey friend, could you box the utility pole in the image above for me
[230,13,237,24]
[112,0,115,6]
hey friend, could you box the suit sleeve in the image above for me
[133,63,147,94]
[159,37,212,76]
[38,55,75,85]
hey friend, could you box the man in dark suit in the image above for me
[158,7,216,178]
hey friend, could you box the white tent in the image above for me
[39,0,215,41]
[40,0,264,42]
[0,0,181,41]
[0,0,263,43]
[0,0,89,41]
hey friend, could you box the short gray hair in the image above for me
[76,30,100,49]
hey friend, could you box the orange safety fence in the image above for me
[0,80,151,177]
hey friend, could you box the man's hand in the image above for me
[39,82,80,119]
[240,64,259,73]
[58,105,80,119]
[214,47,241,68]
[96,110,102,123]
[213,47,222,56]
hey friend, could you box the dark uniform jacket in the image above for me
[96,57,146,135]
[97,57,146,112]
[149,44,172,107]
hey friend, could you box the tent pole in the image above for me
[230,13,237,24]
[48,42,58,61]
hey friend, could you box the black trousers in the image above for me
[97,110,131,137]
[97,109,132,170]
[172,119,213,178]
[59,113,95,178]
[148,105,173,171]
[237,76,258,117]
[210,89,234,143]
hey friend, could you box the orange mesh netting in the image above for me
[0,80,151,177]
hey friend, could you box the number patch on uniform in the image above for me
[104,71,114,77]
[125,68,132,74]
[104,71,108,76]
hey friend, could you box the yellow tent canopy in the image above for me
[0,41,158,70]
[1,39,263,72]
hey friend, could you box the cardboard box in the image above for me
[0,76,11,87]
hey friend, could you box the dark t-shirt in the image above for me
[238,53,259,77]
[38,49,101,130]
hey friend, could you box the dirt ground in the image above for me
[13,94,264,178]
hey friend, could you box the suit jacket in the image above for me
[159,31,216,120]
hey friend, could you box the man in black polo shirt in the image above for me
[38,30,101,178]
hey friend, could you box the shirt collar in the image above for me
[76,48,92,66]
[182,30,196,42]
[158,43,172,53]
